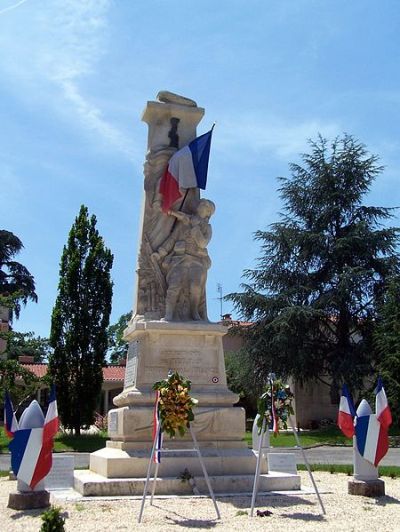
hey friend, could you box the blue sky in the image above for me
[2,0,400,337]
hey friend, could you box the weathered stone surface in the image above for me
[137,95,205,321]
[268,453,298,474]
[117,321,236,404]
[8,490,50,510]
[74,470,300,497]
[348,478,385,497]
[157,90,197,107]
[45,455,74,490]
[90,447,260,479]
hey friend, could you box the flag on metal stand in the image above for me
[159,127,214,213]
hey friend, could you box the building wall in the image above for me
[293,379,338,428]
[221,322,338,428]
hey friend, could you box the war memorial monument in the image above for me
[74,91,300,496]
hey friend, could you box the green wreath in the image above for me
[257,379,294,436]
[153,372,198,438]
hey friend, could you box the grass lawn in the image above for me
[243,425,400,448]
[0,427,108,454]
[1,425,398,454]
[243,425,353,448]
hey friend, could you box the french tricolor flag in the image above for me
[337,384,356,438]
[159,128,213,213]
[9,388,59,489]
[375,377,392,429]
[4,391,19,438]
[30,385,59,488]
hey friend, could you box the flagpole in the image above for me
[250,416,266,517]
[138,423,160,523]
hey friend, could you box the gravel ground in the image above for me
[1,472,399,531]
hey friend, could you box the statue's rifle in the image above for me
[143,232,167,295]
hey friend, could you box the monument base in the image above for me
[8,490,50,510]
[82,319,302,496]
[348,478,385,497]
[74,470,301,497]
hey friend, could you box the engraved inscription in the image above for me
[145,350,219,383]
[45,455,74,489]
[109,411,118,433]
[124,341,139,388]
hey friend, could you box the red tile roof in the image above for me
[22,363,48,378]
[20,363,125,382]
[102,365,125,381]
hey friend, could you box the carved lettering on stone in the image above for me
[124,341,139,388]
[108,412,118,434]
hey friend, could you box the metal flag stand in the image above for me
[250,374,326,517]
[138,424,221,523]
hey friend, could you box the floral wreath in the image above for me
[153,372,198,438]
[257,379,294,436]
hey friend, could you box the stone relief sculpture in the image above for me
[152,199,215,321]
[133,91,213,322]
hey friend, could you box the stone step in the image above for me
[74,470,301,497]
[90,446,263,478]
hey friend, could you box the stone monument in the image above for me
[75,91,300,495]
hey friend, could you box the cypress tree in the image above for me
[49,206,113,435]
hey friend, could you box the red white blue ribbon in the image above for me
[271,383,279,435]
[152,391,163,464]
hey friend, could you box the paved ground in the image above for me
[1,446,399,471]
[272,446,400,466]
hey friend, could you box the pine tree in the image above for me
[0,230,37,320]
[228,135,399,394]
[375,275,400,427]
[49,206,113,435]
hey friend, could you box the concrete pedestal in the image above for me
[348,478,385,497]
[8,490,50,510]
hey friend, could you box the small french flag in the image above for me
[337,384,356,438]
[28,385,59,489]
[375,377,392,429]
[4,391,19,438]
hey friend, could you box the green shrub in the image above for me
[40,506,66,532]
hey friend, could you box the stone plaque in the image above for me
[268,453,297,474]
[145,350,219,383]
[109,411,118,433]
[124,341,139,388]
[45,455,74,490]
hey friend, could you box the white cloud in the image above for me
[0,0,134,159]
[0,0,29,16]
[217,114,341,160]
